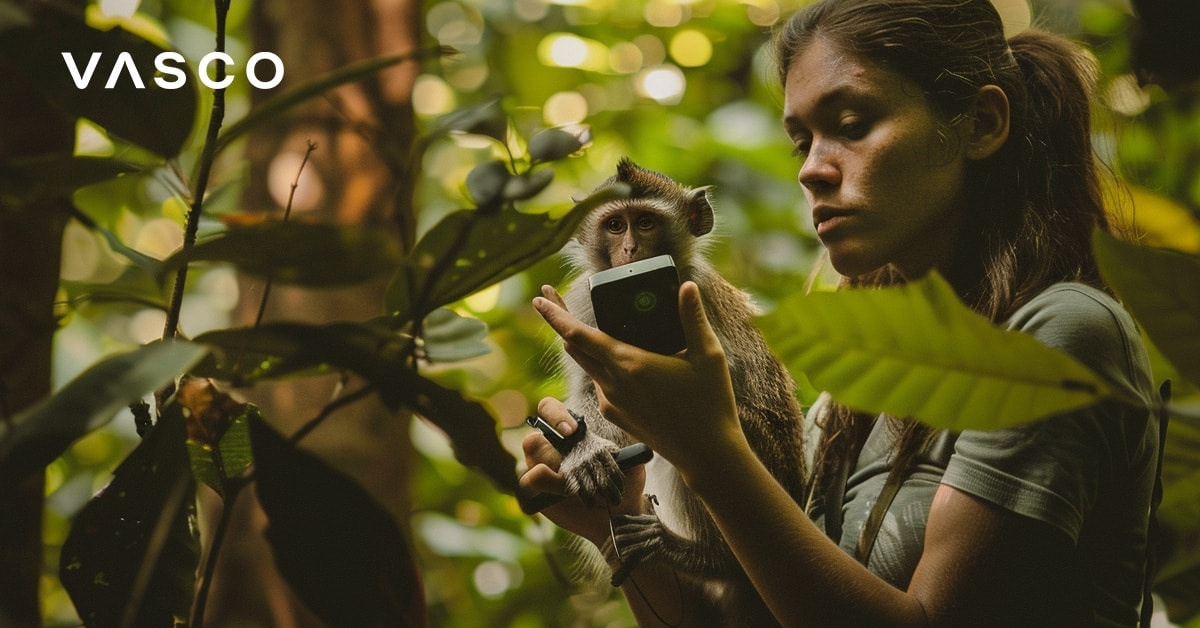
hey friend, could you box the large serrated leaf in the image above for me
[1093,229,1200,388]
[249,415,425,626]
[385,183,630,323]
[759,273,1111,431]
[60,403,198,627]
[0,340,207,476]
[0,7,197,158]
[162,222,402,287]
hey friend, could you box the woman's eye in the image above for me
[790,138,811,159]
[839,118,868,139]
[606,218,625,233]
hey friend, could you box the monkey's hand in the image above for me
[559,431,626,507]
[610,512,739,582]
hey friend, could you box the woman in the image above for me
[520,0,1160,625]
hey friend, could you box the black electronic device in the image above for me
[589,254,686,355]
[518,414,653,514]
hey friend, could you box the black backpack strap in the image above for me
[1141,379,1171,627]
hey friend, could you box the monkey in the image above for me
[549,157,807,625]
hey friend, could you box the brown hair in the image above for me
[774,0,1112,510]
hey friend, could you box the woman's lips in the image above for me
[813,206,856,236]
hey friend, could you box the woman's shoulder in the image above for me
[1007,282,1153,401]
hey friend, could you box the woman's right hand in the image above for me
[519,397,650,546]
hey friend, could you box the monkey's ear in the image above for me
[686,186,715,236]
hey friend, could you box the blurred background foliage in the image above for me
[32,0,1200,625]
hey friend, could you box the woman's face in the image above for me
[783,37,971,279]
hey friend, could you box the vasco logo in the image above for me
[61,51,284,90]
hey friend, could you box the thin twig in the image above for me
[162,0,231,343]
[253,140,318,327]
[290,384,376,445]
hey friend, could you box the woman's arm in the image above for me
[532,281,1077,627]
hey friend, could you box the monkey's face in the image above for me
[596,204,670,268]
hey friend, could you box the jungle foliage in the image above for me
[1,0,1200,625]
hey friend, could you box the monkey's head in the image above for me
[574,157,715,272]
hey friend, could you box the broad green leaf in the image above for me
[0,7,197,157]
[409,373,520,493]
[427,96,507,144]
[423,308,490,363]
[528,128,585,164]
[385,183,630,323]
[191,322,388,385]
[465,160,511,209]
[162,222,402,287]
[759,274,1111,431]
[1093,230,1200,389]
[1122,184,1200,253]
[250,415,426,626]
[0,341,207,476]
[180,378,258,500]
[503,168,555,202]
[60,404,198,627]
[0,154,140,202]
[214,46,451,154]
[194,321,519,491]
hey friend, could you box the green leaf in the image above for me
[527,127,585,164]
[759,273,1111,431]
[423,308,490,363]
[162,222,402,287]
[250,415,426,626]
[385,183,630,322]
[0,154,140,202]
[186,406,257,500]
[1093,230,1200,388]
[0,7,197,157]
[215,46,451,154]
[60,404,198,627]
[503,167,555,202]
[0,341,207,476]
[193,321,519,492]
[409,373,520,494]
[191,322,386,385]
[465,160,511,209]
[428,96,507,144]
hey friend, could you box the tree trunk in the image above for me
[0,11,76,625]
[200,0,426,625]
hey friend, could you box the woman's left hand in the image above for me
[532,281,745,474]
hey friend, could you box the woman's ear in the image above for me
[964,85,1010,160]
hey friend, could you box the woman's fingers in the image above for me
[679,281,722,359]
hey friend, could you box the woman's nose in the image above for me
[798,142,840,192]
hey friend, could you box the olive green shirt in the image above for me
[810,283,1159,626]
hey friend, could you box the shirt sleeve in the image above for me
[940,284,1153,542]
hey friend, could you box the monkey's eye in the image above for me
[605,217,626,233]
[635,216,657,231]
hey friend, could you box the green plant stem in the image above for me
[163,0,231,342]
[190,473,247,628]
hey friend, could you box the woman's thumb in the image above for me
[679,281,720,355]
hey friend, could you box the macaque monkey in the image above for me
[549,158,807,624]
